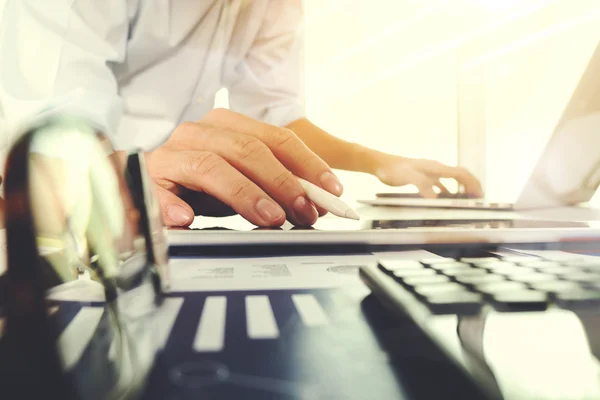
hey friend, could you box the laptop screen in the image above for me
[516,41,600,209]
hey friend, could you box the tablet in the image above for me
[358,197,515,210]
[375,192,479,199]
[167,218,600,248]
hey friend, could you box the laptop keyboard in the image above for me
[369,255,600,315]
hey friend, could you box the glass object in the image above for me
[0,115,168,399]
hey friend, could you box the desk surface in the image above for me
[33,246,492,400]
[6,203,600,399]
[43,240,599,400]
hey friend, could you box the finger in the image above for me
[201,110,344,196]
[150,150,288,227]
[181,126,318,226]
[416,160,483,196]
[315,205,328,217]
[404,170,438,199]
[434,179,451,194]
[155,186,194,227]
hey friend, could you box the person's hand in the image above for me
[145,109,344,227]
[372,154,483,198]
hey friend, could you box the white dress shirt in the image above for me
[0,0,305,162]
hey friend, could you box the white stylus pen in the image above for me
[297,177,360,220]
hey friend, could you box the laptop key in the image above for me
[530,281,582,294]
[460,257,498,264]
[402,275,451,286]
[566,272,600,284]
[441,267,486,277]
[507,273,557,284]
[500,256,541,263]
[378,259,424,272]
[476,281,528,295]
[563,259,600,269]
[555,291,600,310]
[455,274,505,285]
[518,261,560,269]
[429,262,471,271]
[425,292,483,315]
[474,261,515,270]
[540,266,584,276]
[420,258,458,265]
[491,290,548,312]
[414,282,467,296]
[492,267,537,276]
[535,254,585,263]
[392,268,436,279]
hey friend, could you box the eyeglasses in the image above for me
[0,115,169,399]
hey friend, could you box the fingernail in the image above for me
[256,198,285,224]
[167,205,193,226]
[293,196,318,225]
[320,172,343,196]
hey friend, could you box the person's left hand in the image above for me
[372,154,483,198]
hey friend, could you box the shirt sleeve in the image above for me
[224,0,305,127]
[0,0,129,173]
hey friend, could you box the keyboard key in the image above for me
[403,275,450,286]
[567,272,600,284]
[531,281,582,294]
[555,291,600,309]
[440,267,483,277]
[425,292,483,315]
[429,262,471,271]
[415,282,467,296]
[379,259,424,272]
[492,267,536,276]
[563,259,600,269]
[476,281,528,295]
[491,290,548,312]
[564,260,600,272]
[500,256,540,263]
[420,257,457,265]
[540,266,583,276]
[392,269,436,279]
[455,274,505,285]
[475,261,516,270]
[460,257,498,264]
[519,260,560,269]
[507,273,557,284]
[533,254,585,262]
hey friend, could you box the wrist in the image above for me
[350,144,388,176]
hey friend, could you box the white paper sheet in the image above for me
[168,250,440,292]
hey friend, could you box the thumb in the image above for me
[155,186,194,227]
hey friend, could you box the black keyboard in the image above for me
[359,255,600,315]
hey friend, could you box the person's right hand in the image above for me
[145,108,344,227]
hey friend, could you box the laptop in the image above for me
[359,40,600,211]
